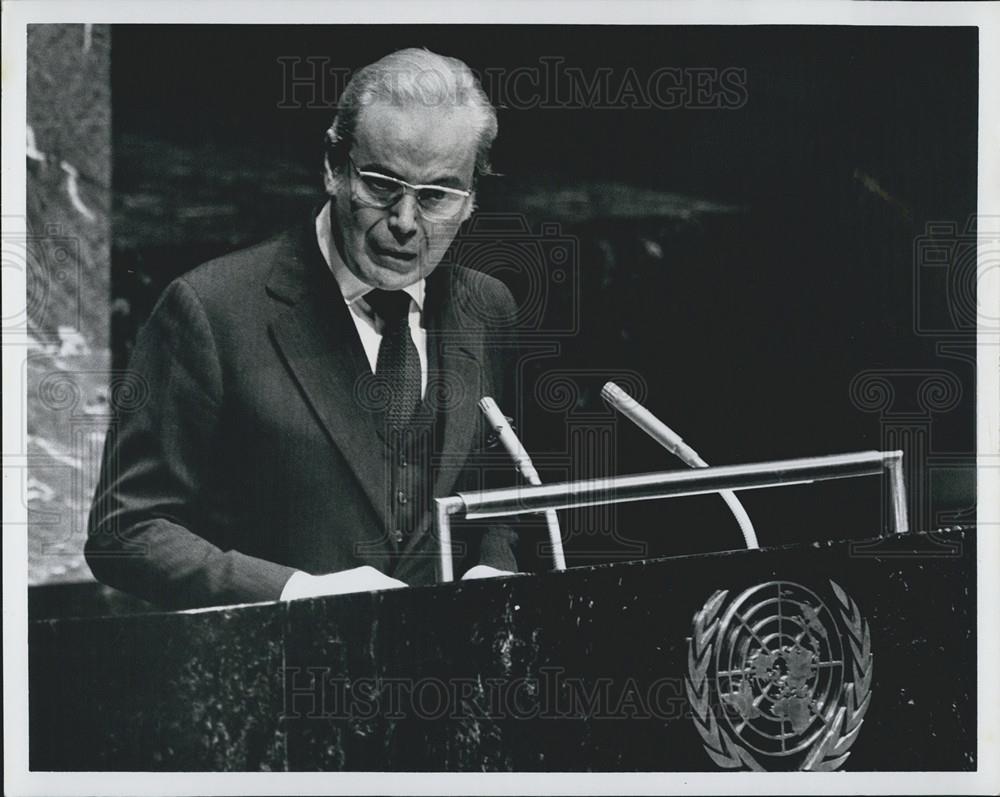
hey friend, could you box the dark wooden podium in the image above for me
[29,526,975,772]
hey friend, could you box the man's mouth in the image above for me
[373,246,418,262]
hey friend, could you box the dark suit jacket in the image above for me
[85,215,520,609]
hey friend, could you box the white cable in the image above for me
[683,450,759,551]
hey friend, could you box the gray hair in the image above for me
[324,48,498,182]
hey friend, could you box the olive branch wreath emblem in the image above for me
[685,580,873,771]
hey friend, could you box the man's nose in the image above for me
[388,193,419,238]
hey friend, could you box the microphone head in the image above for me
[601,381,632,407]
[478,395,499,414]
[478,396,507,429]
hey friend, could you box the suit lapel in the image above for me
[266,220,391,532]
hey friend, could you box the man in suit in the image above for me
[85,48,520,609]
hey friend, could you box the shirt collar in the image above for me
[315,200,425,311]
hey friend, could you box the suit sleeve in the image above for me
[85,278,296,609]
[471,280,521,573]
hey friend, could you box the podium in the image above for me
[28,453,976,771]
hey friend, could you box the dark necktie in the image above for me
[365,288,421,430]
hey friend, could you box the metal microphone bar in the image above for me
[436,450,907,582]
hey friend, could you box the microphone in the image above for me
[478,397,566,570]
[601,382,706,467]
[479,397,541,485]
[600,381,759,550]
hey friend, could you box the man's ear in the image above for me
[323,157,340,196]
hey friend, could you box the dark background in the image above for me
[110,25,978,571]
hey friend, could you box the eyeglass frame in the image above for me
[346,155,473,220]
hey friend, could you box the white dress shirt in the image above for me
[316,202,428,397]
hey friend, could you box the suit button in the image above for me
[392,529,404,544]
[397,491,408,504]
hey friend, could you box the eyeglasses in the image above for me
[347,156,473,222]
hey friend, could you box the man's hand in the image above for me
[280,566,407,601]
[461,565,515,580]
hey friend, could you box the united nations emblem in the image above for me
[685,580,873,771]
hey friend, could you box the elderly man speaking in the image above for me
[86,48,520,608]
